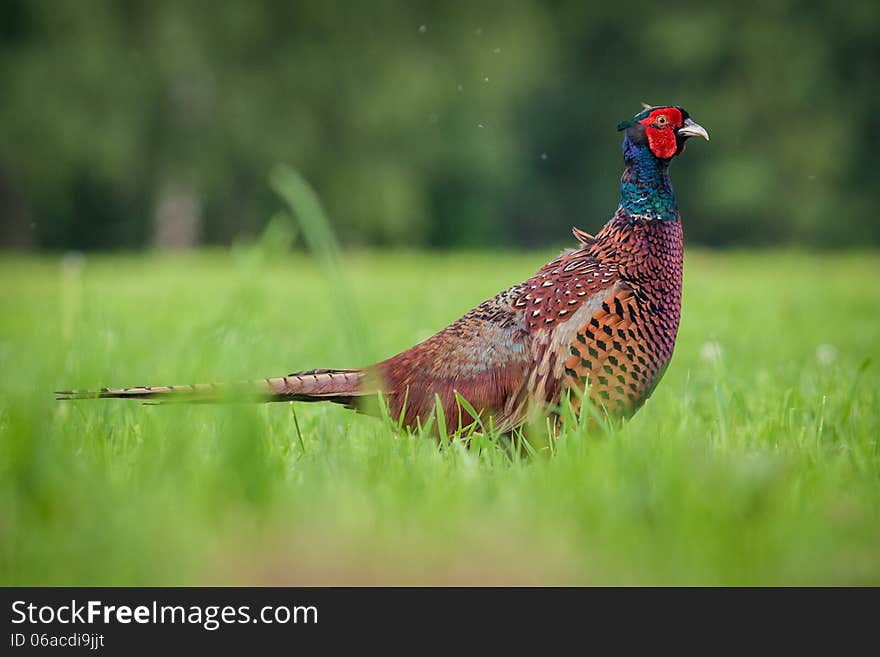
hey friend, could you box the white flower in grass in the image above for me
[816,344,837,366]
[60,251,85,278]
[700,341,723,363]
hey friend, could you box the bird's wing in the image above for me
[498,249,624,425]
[515,249,621,334]
[375,247,622,432]
[375,285,531,431]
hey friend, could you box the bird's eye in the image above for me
[655,115,668,126]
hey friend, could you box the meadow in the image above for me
[1,247,878,585]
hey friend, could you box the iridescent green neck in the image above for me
[619,136,678,222]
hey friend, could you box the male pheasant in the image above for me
[58,105,709,433]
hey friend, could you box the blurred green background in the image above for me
[1,0,878,251]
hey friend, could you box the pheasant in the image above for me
[58,105,709,433]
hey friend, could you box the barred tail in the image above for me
[56,368,369,405]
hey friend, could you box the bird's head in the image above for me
[617,105,709,160]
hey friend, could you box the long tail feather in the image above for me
[56,368,368,405]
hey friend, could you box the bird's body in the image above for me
[374,209,683,432]
[59,105,708,434]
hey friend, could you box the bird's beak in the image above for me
[677,118,710,141]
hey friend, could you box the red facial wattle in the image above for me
[639,108,683,159]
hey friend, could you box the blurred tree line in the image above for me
[1,0,878,250]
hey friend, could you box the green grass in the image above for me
[1,248,878,585]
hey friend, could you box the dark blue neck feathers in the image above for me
[619,135,678,222]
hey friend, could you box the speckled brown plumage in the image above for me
[58,104,708,435]
[375,208,683,432]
